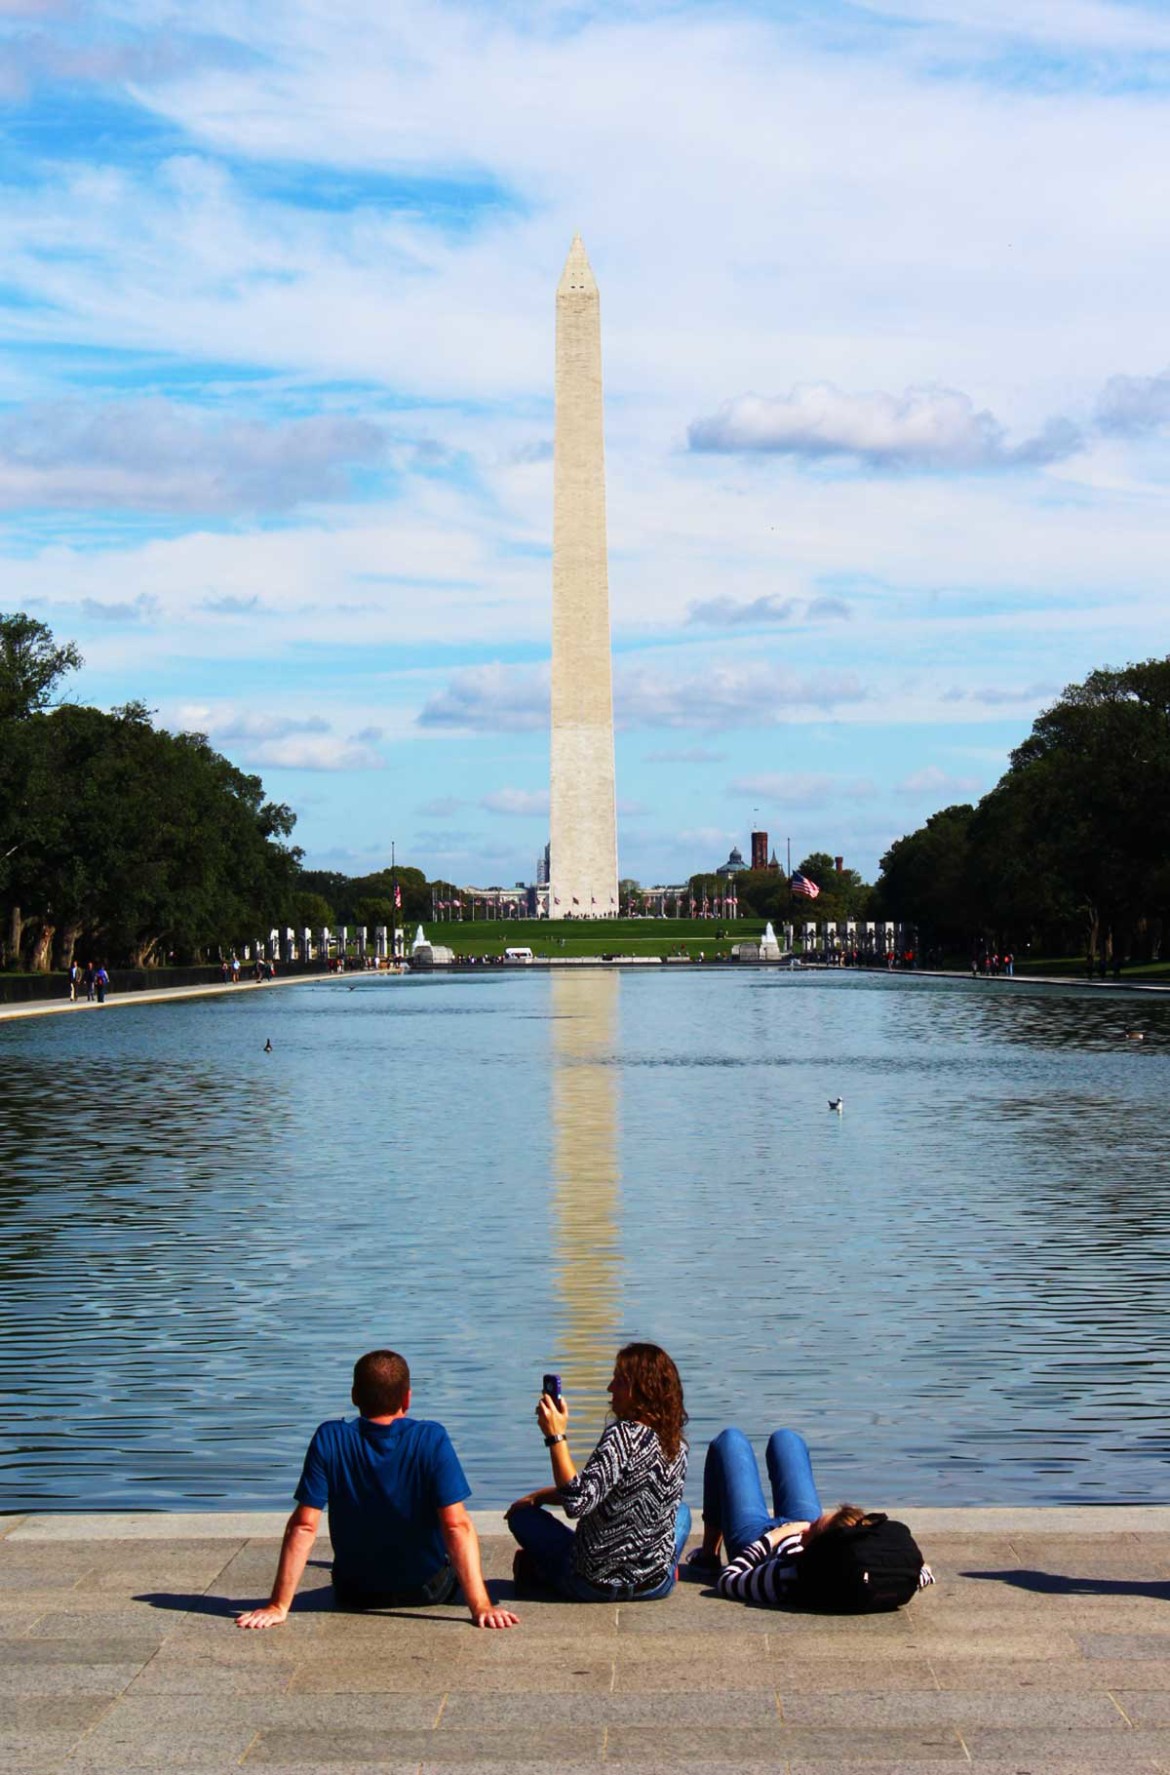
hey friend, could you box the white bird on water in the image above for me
[828,1097,843,1112]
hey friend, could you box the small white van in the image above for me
[504,946,535,964]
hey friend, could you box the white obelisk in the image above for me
[549,235,618,919]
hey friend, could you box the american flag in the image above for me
[790,872,820,900]
[394,883,402,910]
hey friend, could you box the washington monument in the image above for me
[549,235,619,918]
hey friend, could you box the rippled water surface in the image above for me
[3,969,1170,1509]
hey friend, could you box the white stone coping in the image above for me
[7,1506,1170,1542]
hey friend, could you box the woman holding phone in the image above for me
[505,1342,691,1602]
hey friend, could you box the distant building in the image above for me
[716,846,748,878]
[751,830,768,871]
[537,842,550,886]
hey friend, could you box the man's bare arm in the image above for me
[236,1504,321,1629]
[438,1502,519,1629]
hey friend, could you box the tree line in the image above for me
[1,614,302,971]
[7,609,1162,974]
[874,658,1170,966]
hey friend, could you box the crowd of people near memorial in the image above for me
[236,1345,932,1632]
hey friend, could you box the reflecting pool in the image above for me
[3,969,1169,1509]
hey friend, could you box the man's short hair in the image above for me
[352,1350,410,1416]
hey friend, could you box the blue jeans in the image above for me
[702,1428,823,1560]
[508,1502,692,1601]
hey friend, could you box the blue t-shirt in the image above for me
[295,1415,470,1593]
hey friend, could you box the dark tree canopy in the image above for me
[0,613,81,722]
[876,656,1170,963]
[1,618,302,969]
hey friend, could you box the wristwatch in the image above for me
[544,1432,566,1447]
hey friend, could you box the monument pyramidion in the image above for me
[548,235,619,919]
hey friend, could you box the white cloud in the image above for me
[852,0,1170,55]
[0,398,384,513]
[895,764,984,795]
[730,772,878,805]
[616,662,869,730]
[644,746,727,763]
[419,658,868,733]
[481,786,549,815]
[418,663,550,732]
[177,706,331,742]
[1095,369,1170,436]
[689,384,1080,470]
[688,592,853,626]
[80,594,158,623]
[172,704,383,770]
[242,734,385,771]
[944,681,1060,706]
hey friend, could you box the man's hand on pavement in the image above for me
[474,1603,520,1629]
[235,1603,289,1630]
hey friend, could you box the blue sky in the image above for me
[3,0,1170,887]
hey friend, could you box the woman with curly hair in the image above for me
[506,1343,690,1601]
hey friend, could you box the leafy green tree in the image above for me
[292,892,336,929]
[0,614,82,962]
[795,853,873,922]
[981,660,1170,960]
[3,670,301,969]
[352,897,393,928]
[0,613,81,722]
[875,806,977,947]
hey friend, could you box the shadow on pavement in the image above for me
[966,1568,1170,1599]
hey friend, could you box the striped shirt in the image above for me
[717,1531,935,1607]
[559,1420,687,1590]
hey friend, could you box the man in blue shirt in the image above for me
[236,1350,518,1630]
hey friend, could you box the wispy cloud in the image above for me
[481,786,549,815]
[173,704,383,771]
[616,663,868,731]
[418,664,550,733]
[1095,369,1170,436]
[688,593,853,626]
[80,594,157,623]
[730,772,878,805]
[944,682,1059,706]
[0,398,384,513]
[645,746,727,764]
[895,764,983,796]
[419,659,868,733]
[689,384,1081,470]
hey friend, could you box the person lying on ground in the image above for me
[506,1342,691,1602]
[691,1426,932,1611]
[236,1348,518,1630]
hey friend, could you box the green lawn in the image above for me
[417,917,762,959]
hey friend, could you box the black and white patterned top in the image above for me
[559,1420,688,1590]
[717,1531,935,1606]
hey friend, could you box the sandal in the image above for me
[684,1547,722,1575]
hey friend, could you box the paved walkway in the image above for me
[0,974,341,1023]
[4,1509,1170,1771]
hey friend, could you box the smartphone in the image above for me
[542,1372,563,1403]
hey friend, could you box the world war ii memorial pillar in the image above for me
[549,236,619,919]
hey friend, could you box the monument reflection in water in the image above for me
[550,971,622,1447]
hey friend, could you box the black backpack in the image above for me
[795,1513,924,1613]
